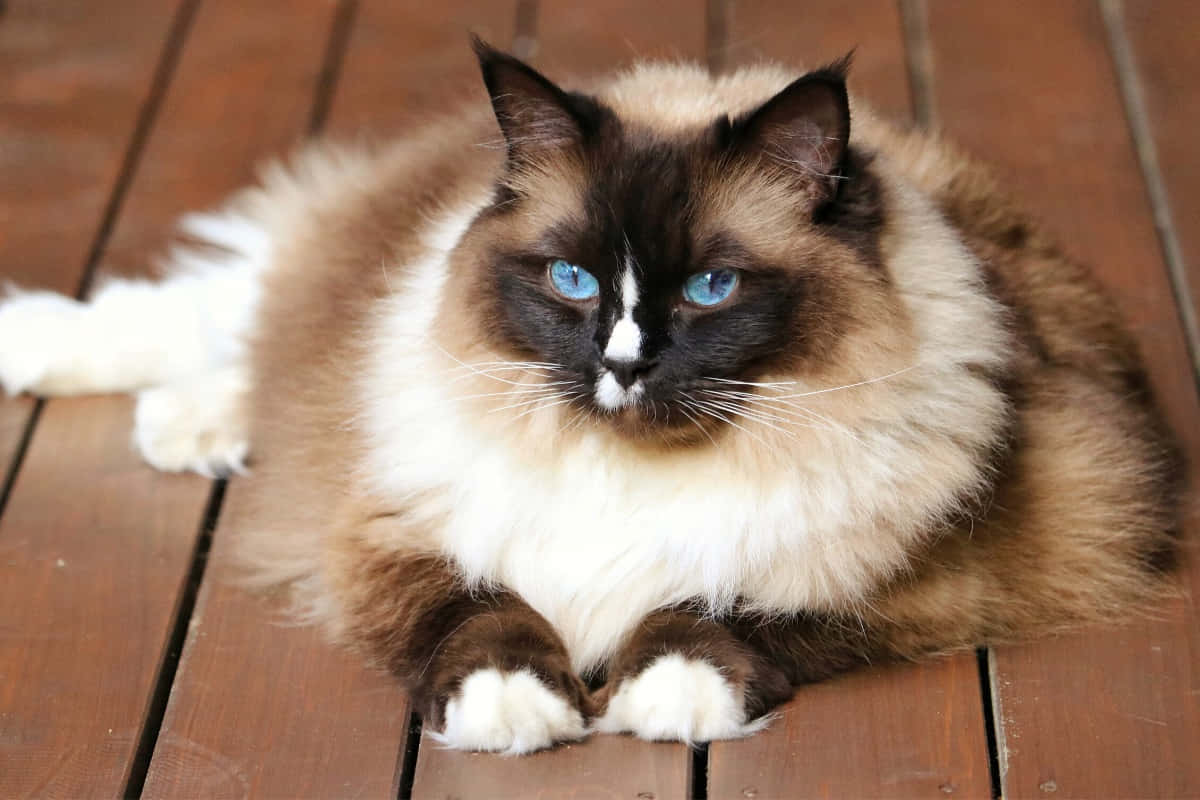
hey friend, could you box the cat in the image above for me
[0,39,1183,754]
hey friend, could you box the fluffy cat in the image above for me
[0,41,1183,753]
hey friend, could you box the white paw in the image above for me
[597,654,765,743]
[431,668,588,755]
[0,290,89,395]
[133,372,249,477]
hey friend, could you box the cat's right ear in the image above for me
[472,36,598,162]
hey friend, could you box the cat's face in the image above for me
[453,43,899,443]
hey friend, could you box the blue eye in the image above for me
[683,269,739,306]
[548,259,600,301]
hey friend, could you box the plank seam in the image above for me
[396,710,423,800]
[1098,0,1200,382]
[513,0,538,61]
[691,741,710,800]
[0,399,43,522]
[308,0,360,135]
[897,0,935,128]
[704,0,731,74]
[123,478,227,799]
[976,648,1003,799]
[74,0,202,302]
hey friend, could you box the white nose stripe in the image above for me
[605,317,641,361]
[604,266,642,361]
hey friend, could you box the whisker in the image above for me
[768,366,917,400]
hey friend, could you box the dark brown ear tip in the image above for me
[470,33,501,64]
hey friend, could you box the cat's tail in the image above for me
[0,209,269,397]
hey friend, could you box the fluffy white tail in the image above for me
[0,209,270,475]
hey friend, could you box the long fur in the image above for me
[0,58,1182,750]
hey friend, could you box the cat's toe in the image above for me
[432,668,588,754]
[134,380,249,477]
[596,653,768,743]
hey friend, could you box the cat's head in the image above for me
[448,41,909,444]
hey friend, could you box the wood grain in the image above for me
[533,0,706,76]
[0,0,181,292]
[710,659,991,800]
[0,2,192,796]
[414,736,692,800]
[142,483,412,798]
[708,3,993,796]
[924,1,1200,796]
[325,0,517,137]
[713,0,913,119]
[0,396,211,798]
[1120,0,1200,361]
[408,3,704,796]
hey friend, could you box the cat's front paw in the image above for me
[133,370,249,477]
[596,654,769,743]
[431,668,589,754]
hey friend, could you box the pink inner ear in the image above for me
[765,118,840,177]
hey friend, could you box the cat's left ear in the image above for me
[731,56,852,205]
[472,36,600,162]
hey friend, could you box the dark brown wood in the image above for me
[0,3,193,796]
[533,0,706,76]
[0,396,211,798]
[142,483,412,798]
[1120,0,1200,360]
[99,0,341,281]
[408,4,705,796]
[708,4,993,797]
[325,0,517,137]
[414,737,692,800]
[0,0,182,292]
[710,659,991,799]
[924,1,1200,797]
[713,0,913,119]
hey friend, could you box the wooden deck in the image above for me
[2,1,1199,797]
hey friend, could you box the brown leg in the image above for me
[329,534,592,753]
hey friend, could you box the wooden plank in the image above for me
[713,0,912,119]
[533,0,706,76]
[0,3,193,795]
[326,0,516,136]
[0,0,181,292]
[708,3,993,796]
[408,3,703,797]
[0,396,211,798]
[414,738,692,800]
[711,660,990,799]
[0,0,184,537]
[143,483,411,798]
[924,2,1200,797]
[1118,0,1200,361]
[147,2,519,795]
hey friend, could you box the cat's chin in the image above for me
[597,402,719,448]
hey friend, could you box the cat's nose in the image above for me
[602,356,656,388]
